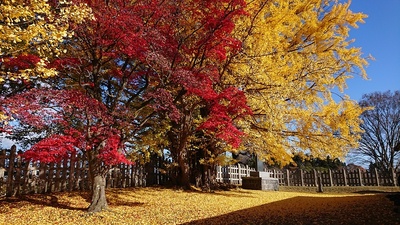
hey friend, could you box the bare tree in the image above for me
[353,91,400,178]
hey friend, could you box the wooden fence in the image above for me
[265,168,397,187]
[0,146,146,197]
[215,164,397,187]
[1,146,398,197]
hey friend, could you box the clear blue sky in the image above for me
[344,0,400,101]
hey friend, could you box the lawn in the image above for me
[0,186,399,225]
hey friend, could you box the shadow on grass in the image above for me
[181,194,400,225]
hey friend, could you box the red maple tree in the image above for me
[2,0,251,212]
[152,0,250,188]
[2,88,131,211]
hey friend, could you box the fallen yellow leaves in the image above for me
[0,187,399,225]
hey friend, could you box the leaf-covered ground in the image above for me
[0,187,399,225]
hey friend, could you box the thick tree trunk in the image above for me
[177,148,191,189]
[200,164,217,191]
[88,174,108,213]
[175,112,192,189]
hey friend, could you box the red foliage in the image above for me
[199,87,252,148]
[48,58,82,70]
[2,54,41,72]
[2,89,131,165]
[98,135,132,165]
[23,134,78,163]
[139,0,251,148]
[1,0,252,167]
[73,0,155,61]
[145,88,181,122]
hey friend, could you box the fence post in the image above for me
[54,161,61,192]
[48,162,55,193]
[391,168,397,187]
[328,169,333,186]
[313,169,318,187]
[76,154,83,190]
[30,162,39,194]
[229,166,233,184]
[238,164,242,185]
[358,168,363,186]
[0,149,5,169]
[374,168,380,186]
[130,165,136,187]
[300,169,304,186]
[317,175,323,192]
[286,169,290,186]
[14,151,23,196]
[0,149,5,195]
[39,161,48,193]
[6,145,17,197]
[216,166,221,183]
[121,164,127,188]
[343,168,348,186]
[68,154,76,191]
[61,158,68,191]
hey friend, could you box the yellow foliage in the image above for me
[227,0,369,165]
[0,187,398,224]
[0,0,92,82]
[0,0,92,122]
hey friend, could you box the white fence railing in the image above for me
[216,164,255,185]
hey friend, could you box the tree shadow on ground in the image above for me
[106,190,145,207]
[354,190,388,194]
[0,194,88,211]
[0,190,146,211]
[203,189,258,199]
[181,194,400,225]
[387,192,400,212]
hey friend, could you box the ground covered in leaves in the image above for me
[0,186,399,225]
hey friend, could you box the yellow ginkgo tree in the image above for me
[0,0,91,82]
[225,0,370,166]
[0,0,91,121]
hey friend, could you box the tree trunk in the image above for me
[176,113,192,189]
[177,148,191,189]
[88,174,108,213]
[201,164,217,191]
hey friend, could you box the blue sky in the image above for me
[343,0,400,101]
